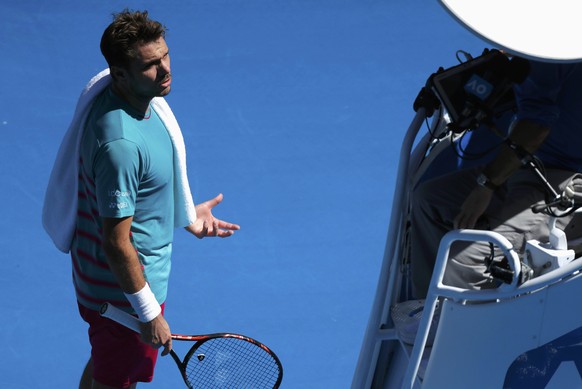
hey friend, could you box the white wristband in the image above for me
[124,283,162,323]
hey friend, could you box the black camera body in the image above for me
[428,49,530,132]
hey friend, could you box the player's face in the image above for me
[126,37,172,99]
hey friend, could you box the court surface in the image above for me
[0,1,484,387]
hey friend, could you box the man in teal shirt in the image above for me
[74,86,175,313]
[73,10,240,389]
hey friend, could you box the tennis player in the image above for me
[65,10,240,389]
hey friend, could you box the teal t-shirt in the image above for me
[72,87,175,312]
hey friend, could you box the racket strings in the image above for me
[184,337,280,388]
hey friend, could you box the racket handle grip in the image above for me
[100,302,141,333]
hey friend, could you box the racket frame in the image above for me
[99,302,283,388]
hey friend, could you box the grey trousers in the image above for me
[409,166,582,299]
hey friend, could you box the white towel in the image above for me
[42,69,196,253]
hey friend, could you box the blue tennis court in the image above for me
[0,1,484,387]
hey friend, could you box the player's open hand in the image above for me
[185,193,240,238]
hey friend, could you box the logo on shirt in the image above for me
[108,189,131,198]
[109,201,129,210]
[107,189,131,210]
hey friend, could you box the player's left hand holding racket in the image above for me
[100,302,283,388]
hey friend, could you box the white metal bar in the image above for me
[351,108,427,389]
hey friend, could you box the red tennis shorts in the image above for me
[78,302,165,388]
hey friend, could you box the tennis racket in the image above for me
[100,302,283,388]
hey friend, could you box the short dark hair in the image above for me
[100,9,167,68]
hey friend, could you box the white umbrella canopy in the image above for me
[440,0,582,63]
